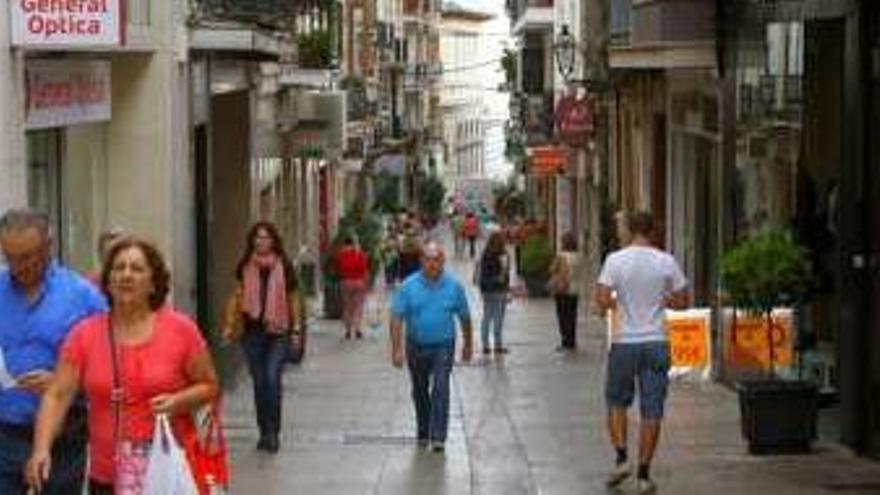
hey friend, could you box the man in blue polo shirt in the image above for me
[0,209,106,493]
[390,242,472,453]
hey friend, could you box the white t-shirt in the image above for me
[598,245,688,343]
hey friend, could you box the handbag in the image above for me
[108,320,152,495]
[182,403,229,494]
[142,414,199,494]
[546,256,571,295]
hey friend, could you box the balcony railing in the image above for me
[506,0,553,24]
[198,0,297,27]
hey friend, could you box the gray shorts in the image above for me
[605,342,671,419]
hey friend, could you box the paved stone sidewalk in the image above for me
[221,258,880,494]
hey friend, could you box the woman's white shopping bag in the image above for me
[142,414,199,495]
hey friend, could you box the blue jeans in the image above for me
[480,291,508,349]
[0,425,85,494]
[241,329,289,440]
[406,340,455,443]
[606,342,671,419]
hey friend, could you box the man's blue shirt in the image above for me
[0,263,107,425]
[391,270,471,345]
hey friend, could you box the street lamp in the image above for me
[553,23,608,92]
[553,24,576,83]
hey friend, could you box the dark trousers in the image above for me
[406,341,455,443]
[0,424,85,494]
[241,329,289,442]
[555,294,579,348]
[468,237,477,258]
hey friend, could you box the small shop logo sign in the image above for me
[10,0,124,47]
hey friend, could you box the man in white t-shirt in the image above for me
[594,211,689,494]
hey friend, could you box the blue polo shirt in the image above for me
[0,263,107,425]
[391,271,471,345]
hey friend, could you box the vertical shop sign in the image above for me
[555,178,572,247]
[25,60,111,130]
[10,0,124,47]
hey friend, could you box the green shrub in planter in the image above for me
[722,229,813,377]
[722,229,818,454]
[520,234,553,296]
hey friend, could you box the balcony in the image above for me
[508,0,553,36]
[609,0,716,69]
[197,0,297,27]
[191,0,299,58]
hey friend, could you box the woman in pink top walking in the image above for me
[26,237,219,494]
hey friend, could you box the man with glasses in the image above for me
[390,242,473,453]
[0,209,106,493]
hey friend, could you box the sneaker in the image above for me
[417,438,430,450]
[482,347,492,355]
[636,478,657,494]
[430,441,445,453]
[606,462,631,487]
[494,347,509,354]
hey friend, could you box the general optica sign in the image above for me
[25,60,112,130]
[10,0,124,47]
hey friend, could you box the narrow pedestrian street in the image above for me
[222,252,880,495]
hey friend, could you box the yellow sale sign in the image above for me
[726,310,794,371]
[667,316,710,368]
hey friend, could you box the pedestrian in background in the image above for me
[222,221,301,453]
[593,211,689,494]
[397,234,422,282]
[382,226,400,288]
[549,232,583,351]
[86,226,125,286]
[475,232,511,355]
[0,209,106,494]
[336,236,370,340]
[462,212,480,259]
[390,242,473,453]
[451,211,465,259]
[27,236,219,494]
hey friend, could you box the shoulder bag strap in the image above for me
[107,316,123,450]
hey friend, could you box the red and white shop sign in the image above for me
[10,0,124,47]
[25,60,111,130]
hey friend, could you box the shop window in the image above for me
[26,125,108,273]
[129,0,151,27]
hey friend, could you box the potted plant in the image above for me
[722,229,818,454]
[519,233,554,297]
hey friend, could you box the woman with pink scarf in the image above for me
[221,222,300,453]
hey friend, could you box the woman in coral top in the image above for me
[26,237,219,494]
[335,236,370,339]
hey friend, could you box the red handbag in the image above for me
[182,402,229,494]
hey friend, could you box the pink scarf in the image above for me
[242,253,290,334]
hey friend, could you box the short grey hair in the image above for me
[0,209,50,238]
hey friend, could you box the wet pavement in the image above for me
[221,255,880,494]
